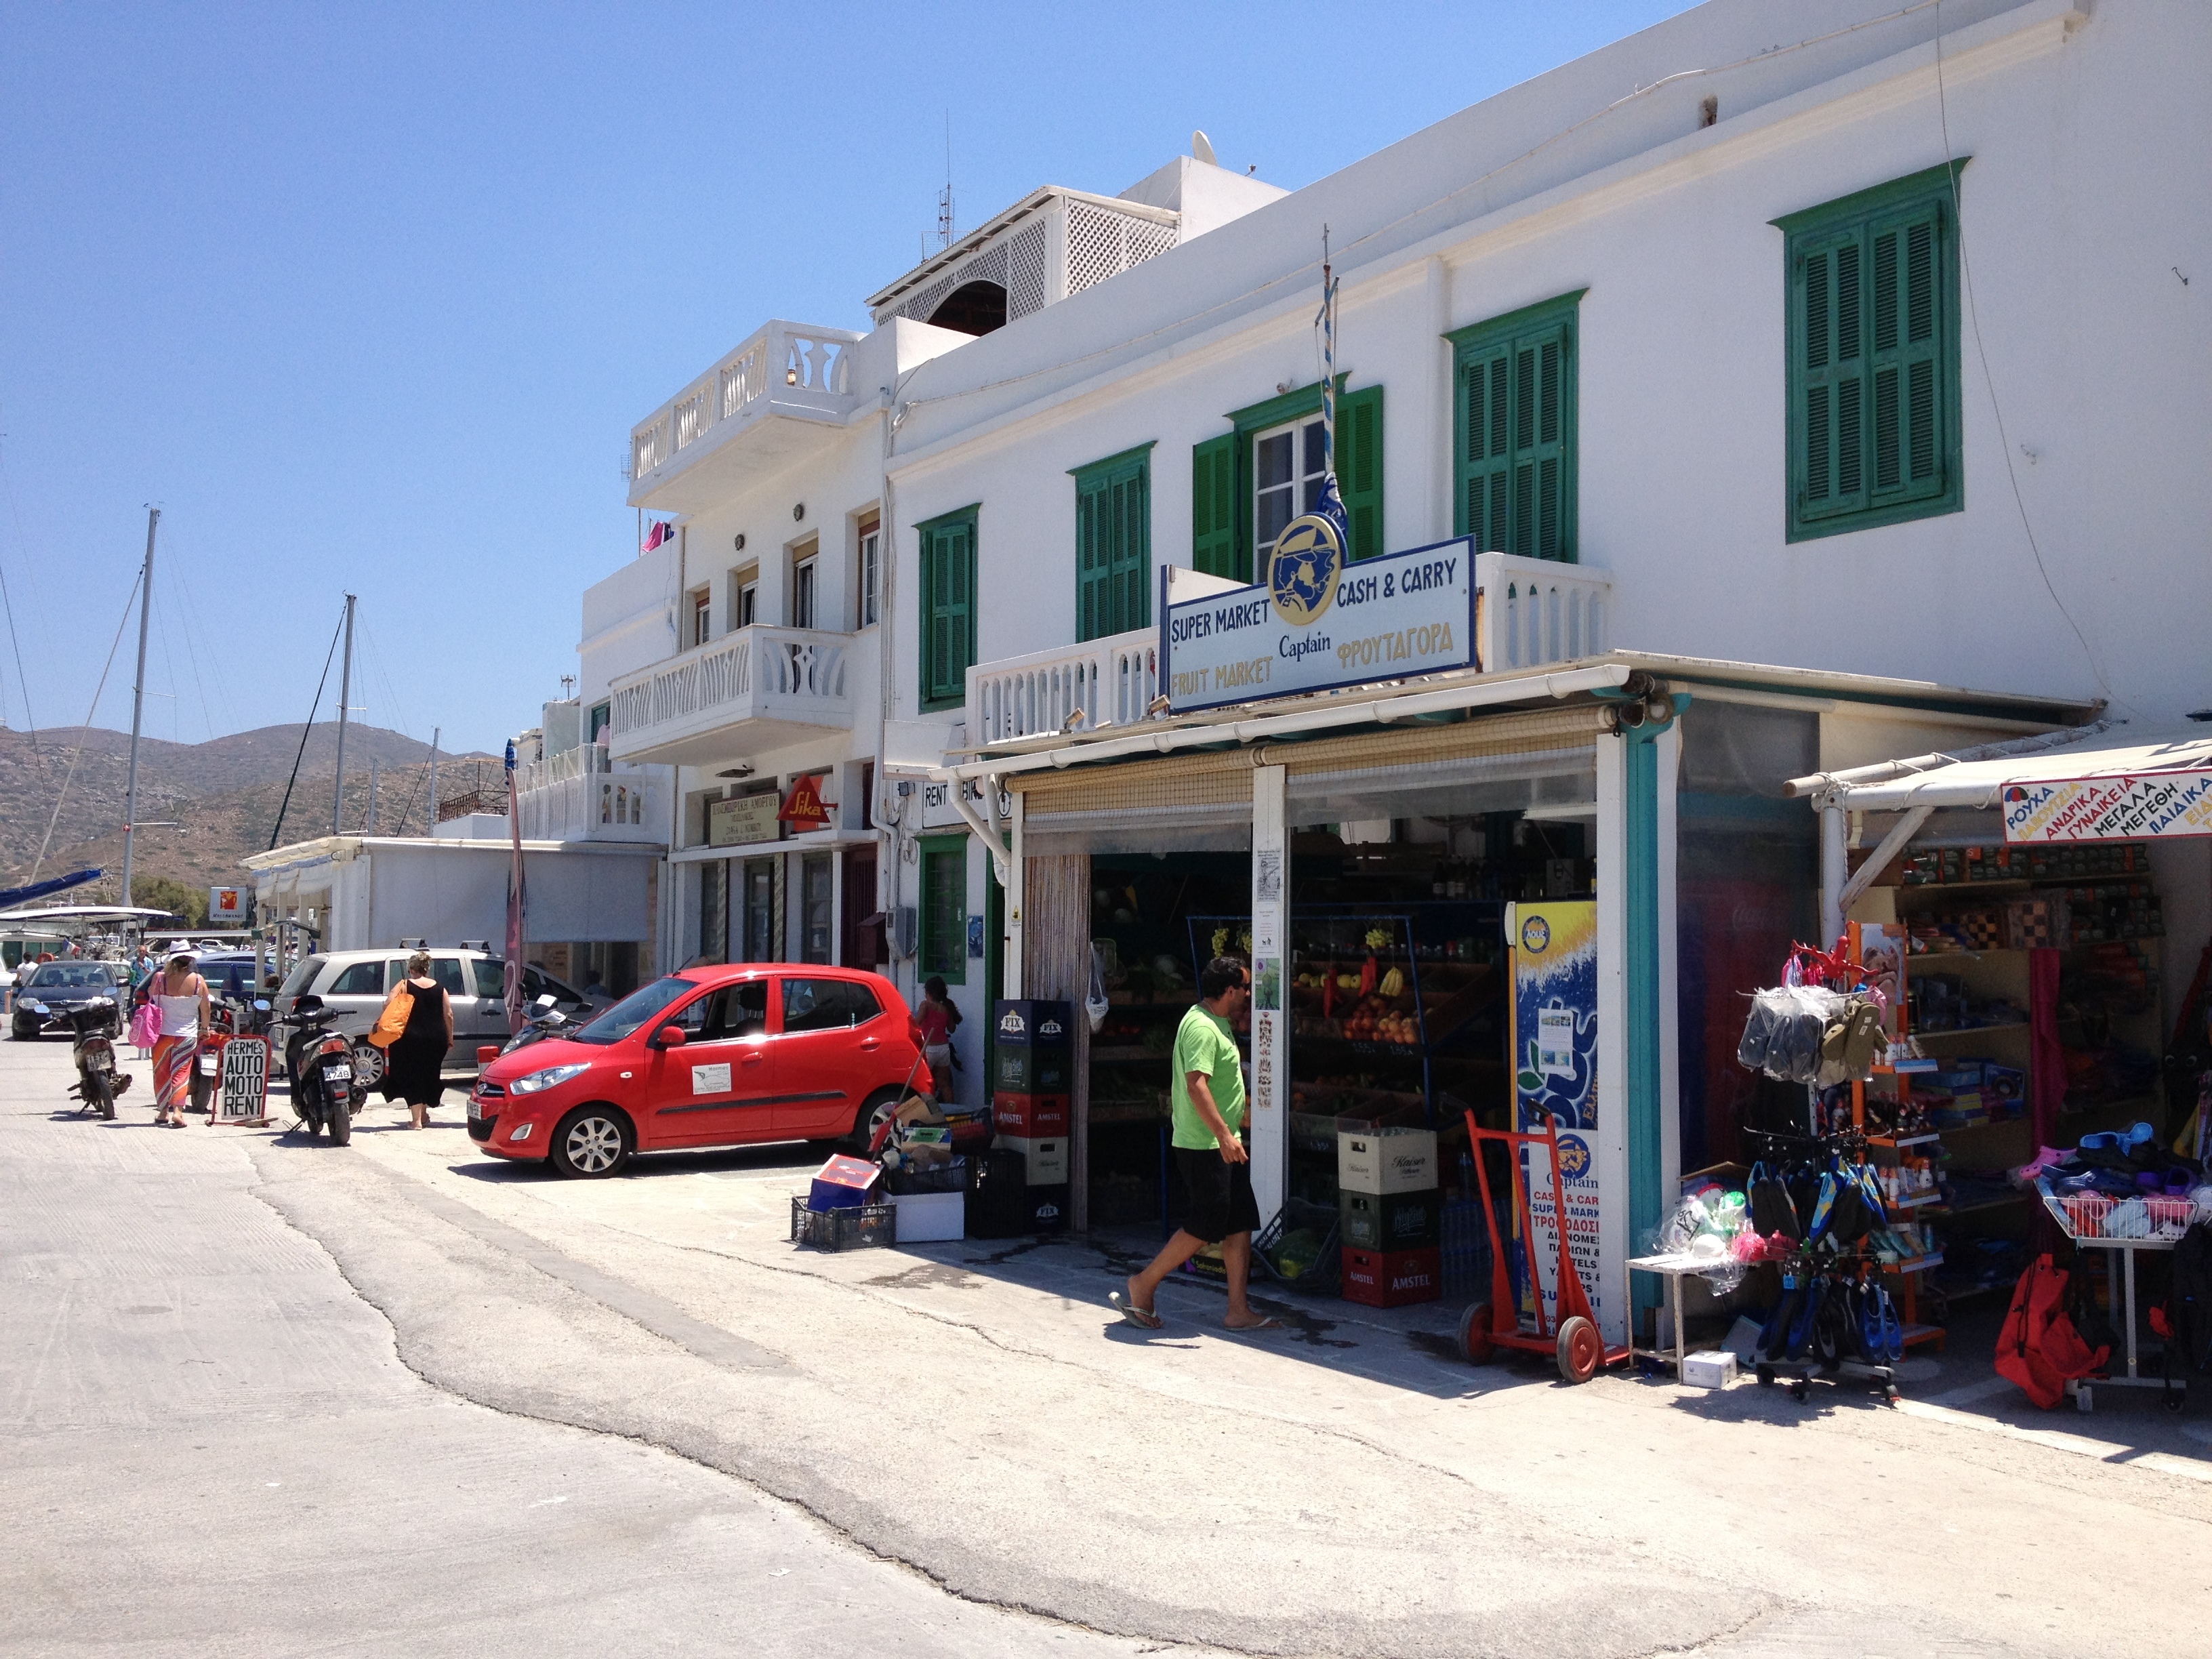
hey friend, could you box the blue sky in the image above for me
[2,1,1689,756]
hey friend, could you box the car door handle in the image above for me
[859,1037,880,1051]
[740,1052,765,1065]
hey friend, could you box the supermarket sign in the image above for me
[1161,535,1476,714]
[2002,769,2212,842]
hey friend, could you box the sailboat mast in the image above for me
[331,593,355,836]
[119,508,158,907]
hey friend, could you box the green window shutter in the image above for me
[918,834,967,984]
[1449,291,1580,562]
[1191,432,1239,581]
[1778,161,1963,541]
[1336,384,1384,561]
[916,508,977,710]
[1073,446,1153,640]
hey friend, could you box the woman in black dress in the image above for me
[380,951,453,1129]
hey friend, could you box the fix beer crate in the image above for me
[993,999,1073,1050]
[1338,1188,1443,1252]
[991,1044,1071,1093]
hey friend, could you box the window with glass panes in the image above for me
[1194,380,1383,582]
[857,514,881,627]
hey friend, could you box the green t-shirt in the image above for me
[1169,1004,1246,1151]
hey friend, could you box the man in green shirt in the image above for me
[1111,956,1279,1332]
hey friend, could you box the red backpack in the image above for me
[1995,1254,2110,1410]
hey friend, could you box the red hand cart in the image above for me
[1457,1108,1628,1383]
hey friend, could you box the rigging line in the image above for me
[266,608,347,853]
[157,531,230,740]
[1932,5,2116,708]
[894,1,1948,425]
[388,755,428,837]
[25,570,142,885]
[0,438,43,747]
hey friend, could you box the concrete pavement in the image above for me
[5,1033,2211,1656]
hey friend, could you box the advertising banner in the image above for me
[216,1036,270,1124]
[1162,535,1477,714]
[1507,900,1601,1333]
[708,794,780,848]
[2001,770,2212,842]
[209,886,244,921]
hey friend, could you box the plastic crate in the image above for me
[1256,1196,1342,1292]
[790,1194,896,1250]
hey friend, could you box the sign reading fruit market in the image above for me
[2002,769,2212,842]
[1160,533,1477,715]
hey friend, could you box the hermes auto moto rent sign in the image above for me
[1162,532,1477,714]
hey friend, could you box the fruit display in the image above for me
[1340,994,1419,1046]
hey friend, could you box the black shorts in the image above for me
[1174,1145,1261,1245]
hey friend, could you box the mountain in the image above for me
[0,722,499,899]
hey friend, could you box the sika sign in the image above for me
[1161,535,1477,714]
[2002,769,2212,842]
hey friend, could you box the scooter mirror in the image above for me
[253,1000,271,1011]
[534,993,558,1010]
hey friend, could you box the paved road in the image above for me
[0,1038,1208,1658]
[5,1034,2209,1658]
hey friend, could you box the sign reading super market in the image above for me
[1161,534,1477,714]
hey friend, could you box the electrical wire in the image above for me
[0,434,45,747]
[890,2,1950,426]
[267,608,347,853]
[25,571,142,884]
[1931,3,2117,708]
[157,529,231,741]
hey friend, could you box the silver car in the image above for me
[271,948,592,1086]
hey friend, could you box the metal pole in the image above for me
[426,726,440,830]
[331,594,355,836]
[367,756,380,835]
[119,508,159,907]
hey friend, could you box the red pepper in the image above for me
[1359,954,1378,998]
[1322,965,1336,1019]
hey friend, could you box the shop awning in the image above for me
[1788,723,2212,813]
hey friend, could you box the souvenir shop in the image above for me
[935,632,2125,1363]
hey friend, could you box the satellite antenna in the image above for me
[1191,129,1216,167]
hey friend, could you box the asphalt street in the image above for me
[4,1033,2210,1658]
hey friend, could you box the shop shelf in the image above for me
[1928,1192,2030,1218]
[1870,1132,1944,1148]
[1912,1023,2031,1040]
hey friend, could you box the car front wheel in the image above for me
[550,1107,632,1179]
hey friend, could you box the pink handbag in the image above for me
[129,1001,161,1050]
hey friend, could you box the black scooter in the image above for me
[281,995,365,1145]
[62,996,130,1120]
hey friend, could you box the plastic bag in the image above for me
[1085,941,1109,1035]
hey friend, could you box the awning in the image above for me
[1789,723,2212,813]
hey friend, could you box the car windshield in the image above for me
[27,964,116,988]
[567,975,699,1046]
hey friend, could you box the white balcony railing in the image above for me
[969,628,1158,746]
[607,625,855,764]
[1473,552,1611,672]
[514,747,670,845]
[629,319,863,491]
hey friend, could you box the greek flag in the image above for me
[1314,472,1350,558]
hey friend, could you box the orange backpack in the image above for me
[1994,1254,2108,1410]
[366,983,414,1050]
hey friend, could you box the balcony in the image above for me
[626,320,865,514]
[968,629,1159,746]
[1474,553,1611,672]
[607,626,855,767]
[514,743,670,845]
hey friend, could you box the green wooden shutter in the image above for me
[1794,230,1868,523]
[1076,470,1108,642]
[1191,432,1238,580]
[1868,203,1947,508]
[1336,384,1384,561]
[1111,461,1150,632]
[918,836,967,983]
[1450,293,1579,562]
[918,510,976,710]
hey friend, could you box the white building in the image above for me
[586,0,2209,1258]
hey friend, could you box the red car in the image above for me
[469,964,928,1178]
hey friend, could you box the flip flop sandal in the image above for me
[1227,1316,1286,1332]
[1108,1292,1164,1330]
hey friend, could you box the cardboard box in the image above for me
[992,1045,1071,1093]
[993,999,1073,1050]
[993,1092,1070,1139]
[998,1134,1068,1186]
[888,1189,964,1243]
[807,1153,882,1212]
[1681,1350,1740,1389]
[1337,1128,1439,1195]
[1339,1245,1443,1307]
[1338,1188,1443,1252]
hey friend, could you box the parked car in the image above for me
[194,952,269,1004]
[12,961,129,1040]
[271,947,592,1084]
[468,964,926,1178]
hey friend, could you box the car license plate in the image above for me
[468,1096,484,1121]
[199,1055,219,1074]
[327,1063,352,1082]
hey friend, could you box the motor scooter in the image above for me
[477,994,573,1067]
[190,1003,238,1115]
[62,996,131,1120]
[281,995,365,1145]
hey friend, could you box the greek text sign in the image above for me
[1161,536,1477,714]
[2002,770,2212,842]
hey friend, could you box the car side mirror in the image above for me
[653,1024,688,1048]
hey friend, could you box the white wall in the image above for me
[882,0,2210,726]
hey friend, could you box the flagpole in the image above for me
[504,739,525,1033]
[1320,226,1336,483]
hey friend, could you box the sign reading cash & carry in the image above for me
[1161,533,1477,714]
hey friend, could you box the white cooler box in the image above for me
[888,1189,964,1243]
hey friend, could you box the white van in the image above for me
[272,948,593,1084]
